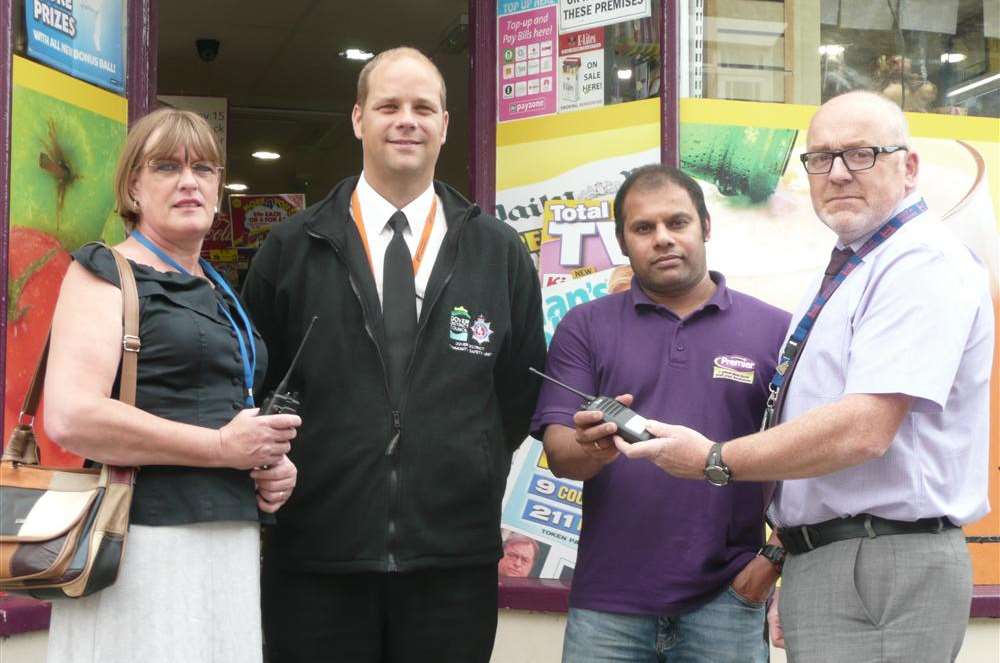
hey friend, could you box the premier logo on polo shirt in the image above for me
[712,355,756,384]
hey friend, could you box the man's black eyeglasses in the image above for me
[800,146,908,174]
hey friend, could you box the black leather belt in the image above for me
[779,514,958,555]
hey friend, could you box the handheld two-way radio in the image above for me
[529,367,652,444]
[259,316,318,416]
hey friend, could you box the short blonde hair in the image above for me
[114,108,224,231]
[356,46,447,110]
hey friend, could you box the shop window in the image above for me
[604,0,662,105]
[685,0,999,117]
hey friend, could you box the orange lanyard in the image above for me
[351,189,436,275]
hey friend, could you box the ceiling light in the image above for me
[252,151,280,160]
[617,68,633,80]
[340,48,374,61]
[225,183,248,192]
[947,72,1000,98]
[940,52,966,64]
[818,44,845,57]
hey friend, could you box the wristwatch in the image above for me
[703,442,731,486]
[758,544,786,574]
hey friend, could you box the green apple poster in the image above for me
[5,55,127,466]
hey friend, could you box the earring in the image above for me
[132,198,141,210]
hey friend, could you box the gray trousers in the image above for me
[779,527,971,663]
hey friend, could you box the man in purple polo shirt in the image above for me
[618,92,993,662]
[531,164,790,662]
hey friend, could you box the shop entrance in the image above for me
[156,0,473,282]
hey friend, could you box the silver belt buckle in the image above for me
[800,525,815,550]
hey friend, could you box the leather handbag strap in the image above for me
[108,247,140,407]
[16,245,140,417]
[15,335,51,423]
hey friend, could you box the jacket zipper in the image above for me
[385,206,472,571]
[308,228,401,570]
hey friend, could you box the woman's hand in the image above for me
[217,409,300,469]
[251,454,298,513]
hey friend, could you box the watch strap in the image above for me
[759,544,785,573]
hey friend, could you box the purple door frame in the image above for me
[0,0,12,424]
[0,0,158,432]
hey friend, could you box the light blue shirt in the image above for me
[773,193,994,526]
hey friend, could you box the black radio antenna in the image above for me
[272,315,318,395]
[529,367,596,401]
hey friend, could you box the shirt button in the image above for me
[676,345,685,351]
[232,376,241,386]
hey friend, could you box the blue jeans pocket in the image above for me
[726,584,766,609]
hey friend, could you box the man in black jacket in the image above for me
[242,46,545,662]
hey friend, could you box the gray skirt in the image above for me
[47,521,262,663]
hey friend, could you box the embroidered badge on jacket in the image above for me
[449,306,495,357]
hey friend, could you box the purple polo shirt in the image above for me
[530,272,790,616]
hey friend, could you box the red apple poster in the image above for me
[5,56,128,466]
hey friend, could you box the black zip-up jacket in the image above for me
[242,177,545,573]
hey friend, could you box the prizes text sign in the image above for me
[25,0,125,93]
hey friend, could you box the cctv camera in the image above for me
[196,38,220,62]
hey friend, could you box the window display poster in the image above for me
[558,28,605,112]
[498,4,558,121]
[500,440,582,579]
[497,97,1000,583]
[229,194,306,248]
[25,0,125,94]
[559,0,650,33]
[201,212,234,252]
[5,55,128,468]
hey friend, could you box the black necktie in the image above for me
[382,210,417,405]
[821,246,854,292]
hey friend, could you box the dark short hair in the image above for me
[613,164,709,236]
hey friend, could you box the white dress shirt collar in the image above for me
[356,173,436,240]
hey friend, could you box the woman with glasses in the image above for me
[42,108,301,663]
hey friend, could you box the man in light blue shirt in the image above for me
[613,91,993,662]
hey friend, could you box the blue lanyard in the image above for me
[763,199,927,427]
[131,230,257,406]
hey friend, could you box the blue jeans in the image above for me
[561,586,768,663]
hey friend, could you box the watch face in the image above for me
[705,465,730,486]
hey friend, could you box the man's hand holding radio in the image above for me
[573,394,635,463]
[613,421,712,480]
